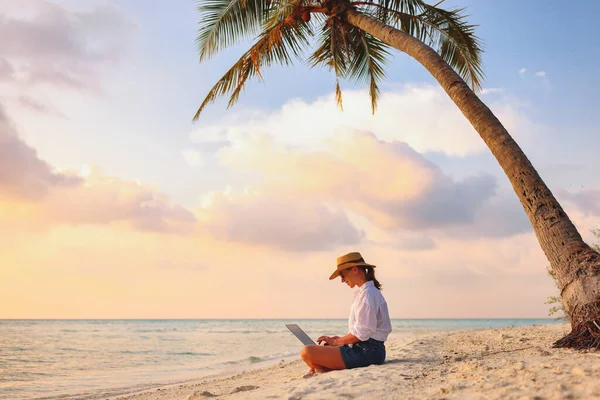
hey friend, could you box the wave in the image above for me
[58,347,86,352]
[205,329,282,334]
[118,350,214,356]
[167,351,214,356]
[120,350,153,354]
[133,328,181,333]
[220,351,297,366]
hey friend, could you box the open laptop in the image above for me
[285,324,316,345]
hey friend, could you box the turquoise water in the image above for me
[0,319,559,399]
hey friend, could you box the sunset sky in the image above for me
[1,0,599,319]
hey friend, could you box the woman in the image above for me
[300,252,392,374]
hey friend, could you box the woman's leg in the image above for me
[300,345,346,373]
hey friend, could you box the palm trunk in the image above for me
[343,7,600,348]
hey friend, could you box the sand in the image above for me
[107,323,600,400]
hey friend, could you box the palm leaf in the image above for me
[335,79,344,110]
[194,0,485,117]
[308,17,350,109]
[346,29,390,113]
[420,3,484,91]
[196,0,272,62]
[310,18,390,114]
[193,5,313,120]
[263,0,305,29]
[356,0,484,91]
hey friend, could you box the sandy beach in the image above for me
[102,322,600,400]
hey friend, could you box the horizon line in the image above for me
[0,317,560,321]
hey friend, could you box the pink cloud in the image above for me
[196,188,363,251]
[0,104,195,235]
[0,105,81,200]
[39,165,196,234]
[216,130,522,237]
[0,1,136,91]
[559,188,600,217]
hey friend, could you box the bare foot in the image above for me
[302,368,316,379]
[304,367,331,377]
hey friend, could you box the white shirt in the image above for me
[348,281,392,342]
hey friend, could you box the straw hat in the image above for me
[329,252,376,280]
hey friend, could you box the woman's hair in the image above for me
[360,266,382,290]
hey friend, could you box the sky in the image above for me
[1,0,599,319]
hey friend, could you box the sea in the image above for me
[0,318,560,400]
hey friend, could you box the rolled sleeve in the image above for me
[349,303,377,341]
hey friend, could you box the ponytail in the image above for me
[361,266,382,290]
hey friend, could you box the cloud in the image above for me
[443,192,532,238]
[217,129,495,231]
[186,84,545,249]
[392,265,555,318]
[201,129,530,247]
[532,70,551,92]
[0,58,13,80]
[367,231,437,252]
[16,95,65,116]
[0,105,81,200]
[560,189,600,217]
[0,3,190,235]
[196,187,364,251]
[192,87,483,157]
[181,149,204,167]
[480,88,504,95]
[38,165,197,234]
[396,230,549,278]
[0,1,136,91]
[515,68,550,91]
[0,107,196,234]
[192,86,535,158]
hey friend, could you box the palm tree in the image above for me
[193,0,600,349]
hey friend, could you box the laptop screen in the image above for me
[285,324,316,345]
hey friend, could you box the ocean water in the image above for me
[0,318,559,400]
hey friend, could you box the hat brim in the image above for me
[329,262,376,280]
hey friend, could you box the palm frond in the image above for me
[310,16,389,114]
[196,0,272,62]
[346,29,390,113]
[420,3,484,91]
[194,0,485,118]
[193,5,313,120]
[356,0,484,90]
[335,79,344,110]
[372,0,418,27]
[263,0,305,29]
[308,18,351,110]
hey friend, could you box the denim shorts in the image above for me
[339,338,386,369]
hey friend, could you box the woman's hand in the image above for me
[317,335,340,346]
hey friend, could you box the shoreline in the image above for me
[45,353,303,400]
[78,322,600,400]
